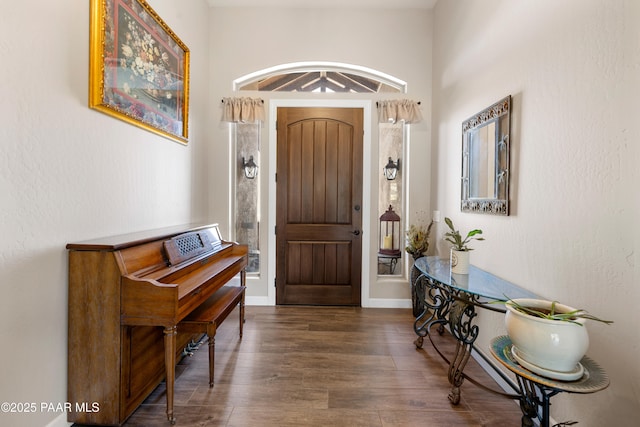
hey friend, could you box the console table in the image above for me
[491,335,609,427]
[411,256,538,404]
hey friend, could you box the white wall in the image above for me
[0,1,211,426]
[432,0,640,424]
[208,6,433,304]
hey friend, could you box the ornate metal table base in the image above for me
[410,257,540,407]
[412,266,480,404]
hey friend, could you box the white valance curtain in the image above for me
[221,97,265,123]
[377,99,422,124]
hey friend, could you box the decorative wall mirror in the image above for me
[461,95,511,215]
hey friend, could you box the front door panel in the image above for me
[276,107,363,305]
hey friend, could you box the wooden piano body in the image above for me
[67,224,248,425]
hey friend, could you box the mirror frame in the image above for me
[461,95,511,215]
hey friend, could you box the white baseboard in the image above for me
[362,298,412,308]
[245,295,271,306]
[471,348,558,427]
[244,297,413,309]
[471,346,519,396]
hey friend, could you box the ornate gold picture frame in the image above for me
[89,0,190,144]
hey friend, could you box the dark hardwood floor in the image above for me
[122,306,522,426]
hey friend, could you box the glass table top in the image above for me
[413,256,539,302]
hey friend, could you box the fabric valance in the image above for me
[377,99,422,124]
[221,97,265,123]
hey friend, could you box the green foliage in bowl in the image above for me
[444,217,484,251]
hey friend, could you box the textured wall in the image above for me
[432,0,639,424]
[0,1,210,426]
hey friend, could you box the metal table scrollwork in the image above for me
[411,256,538,405]
[490,335,609,427]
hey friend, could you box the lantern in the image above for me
[242,155,258,179]
[383,157,399,180]
[379,205,401,256]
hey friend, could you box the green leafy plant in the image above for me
[506,298,613,326]
[444,217,484,251]
[405,220,434,259]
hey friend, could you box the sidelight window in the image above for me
[376,99,422,277]
[232,122,261,274]
[378,122,405,276]
[223,97,265,276]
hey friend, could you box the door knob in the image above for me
[352,230,361,236]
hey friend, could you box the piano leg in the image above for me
[240,269,246,336]
[164,325,177,424]
[208,332,215,387]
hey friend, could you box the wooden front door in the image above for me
[276,107,363,305]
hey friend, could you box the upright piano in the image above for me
[66,224,248,425]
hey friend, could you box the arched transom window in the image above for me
[234,62,406,93]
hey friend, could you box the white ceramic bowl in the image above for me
[505,298,589,373]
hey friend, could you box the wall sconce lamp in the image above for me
[383,157,400,181]
[242,155,258,179]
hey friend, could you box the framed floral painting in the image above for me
[89,0,190,144]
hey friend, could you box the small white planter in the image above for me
[505,298,589,376]
[450,249,470,274]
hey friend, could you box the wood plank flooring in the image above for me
[120,306,523,426]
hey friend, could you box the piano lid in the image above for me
[66,223,218,251]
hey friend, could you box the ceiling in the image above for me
[207,0,437,8]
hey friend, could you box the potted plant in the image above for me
[405,219,434,260]
[504,298,612,379]
[405,218,434,316]
[443,217,484,274]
